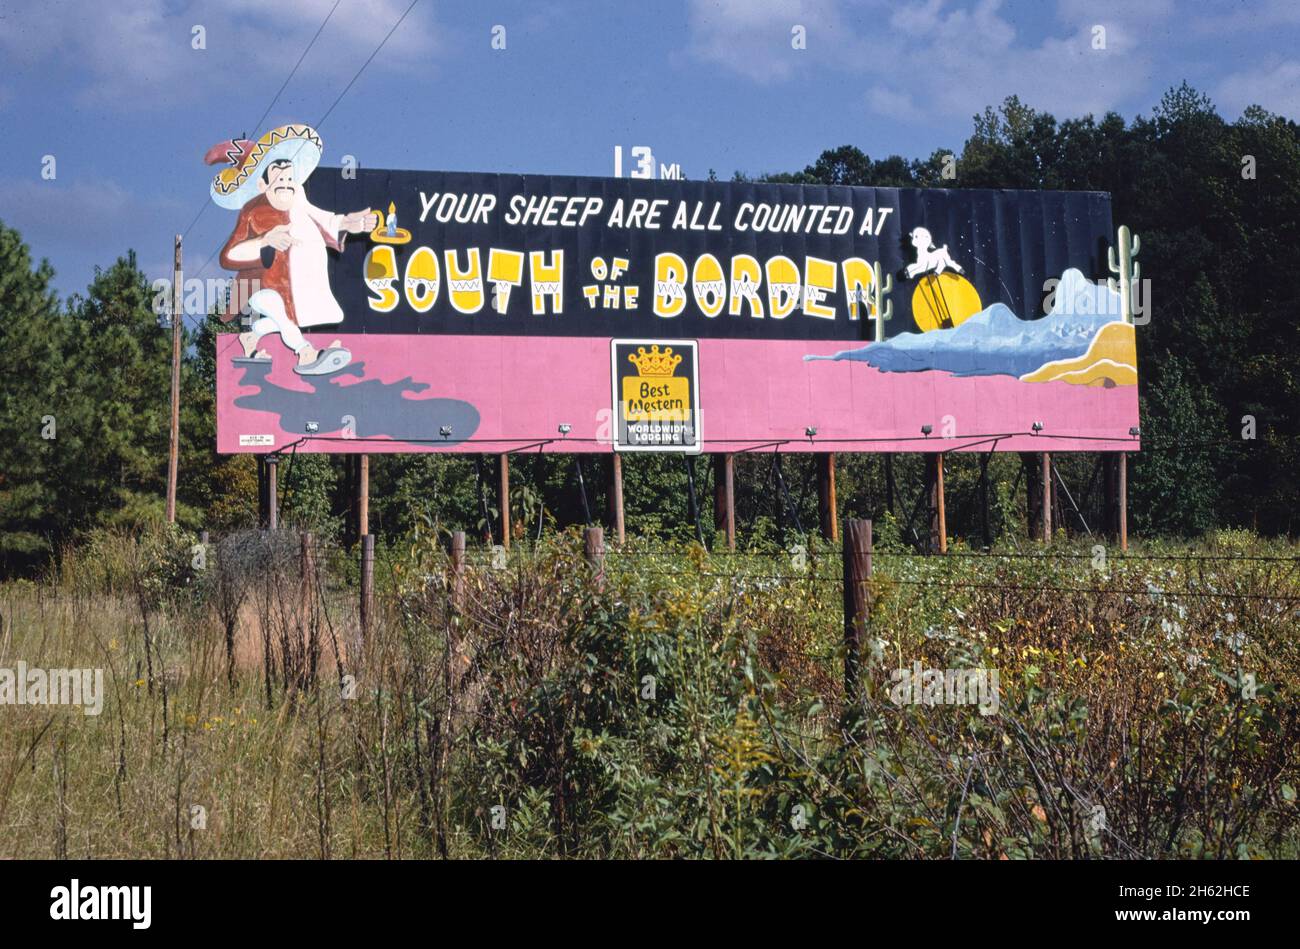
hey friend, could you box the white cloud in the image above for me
[0,0,443,111]
[1217,60,1300,118]
[864,0,1167,121]
[688,0,1170,121]
[866,86,917,121]
[686,0,851,83]
[1055,0,1176,27]
[1189,0,1300,35]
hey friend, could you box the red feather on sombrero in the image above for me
[204,138,255,168]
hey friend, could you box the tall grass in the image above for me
[0,524,1296,858]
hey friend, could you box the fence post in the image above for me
[842,518,872,714]
[450,530,466,612]
[584,526,605,585]
[359,533,375,639]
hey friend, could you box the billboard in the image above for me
[209,125,1139,454]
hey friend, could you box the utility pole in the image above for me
[165,234,182,523]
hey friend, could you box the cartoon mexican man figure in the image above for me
[206,124,377,374]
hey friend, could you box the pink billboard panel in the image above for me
[216,330,1139,455]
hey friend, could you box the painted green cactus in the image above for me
[1107,224,1141,324]
[871,260,893,342]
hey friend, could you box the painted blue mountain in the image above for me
[808,269,1124,378]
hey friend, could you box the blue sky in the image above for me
[1,0,1297,303]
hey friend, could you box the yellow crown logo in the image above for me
[628,345,682,377]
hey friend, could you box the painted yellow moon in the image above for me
[911,273,982,332]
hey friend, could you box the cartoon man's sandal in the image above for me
[233,332,272,364]
[294,340,352,376]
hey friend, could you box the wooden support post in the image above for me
[714,454,736,551]
[358,454,370,539]
[450,530,466,612]
[1118,452,1128,552]
[842,518,872,713]
[927,453,947,554]
[341,456,354,546]
[259,458,267,526]
[712,455,725,530]
[266,457,279,531]
[165,234,182,524]
[498,454,511,550]
[817,452,838,542]
[359,533,374,639]
[610,453,625,545]
[884,453,896,515]
[1040,452,1052,543]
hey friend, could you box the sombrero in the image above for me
[205,124,323,210]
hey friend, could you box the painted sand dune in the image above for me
[1019,321,1137,387]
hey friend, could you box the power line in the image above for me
[192,0,423,286]
[314,0,421,131]
[251,0,344,142]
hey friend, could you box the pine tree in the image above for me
[56,252,173,529]
[0,220,65,572]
